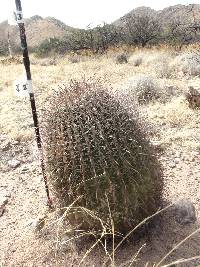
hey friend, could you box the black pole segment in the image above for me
[14,0,52,208]
[15,0,22,11]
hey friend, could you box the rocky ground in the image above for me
[0,52,200,266]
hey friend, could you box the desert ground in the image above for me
[0,47,200,266]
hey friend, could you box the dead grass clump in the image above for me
[39,58,57,66]
[156,62,175,79]
[172,52,200,77]
[115,53,128,64]
[129,54,143,66]
[144,52,175,78]
[128,75,163,104]
[68,54,81,63]
[0,56,22,65]
[42,78,163,236]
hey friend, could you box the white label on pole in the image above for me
[15,11,24,24]
[8,10,24,25]
[13,78,33,97]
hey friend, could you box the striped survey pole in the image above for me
[13,0,52,208]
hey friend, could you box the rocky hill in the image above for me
[114,4,200,28]
[0,4,199,53]
[0,16,76,51]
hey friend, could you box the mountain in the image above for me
[0,4,200,53]
[113,6,157,27]
[157,4,200,26]
[0,16,76,51]
[113,4,200,28]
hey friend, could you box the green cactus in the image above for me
[42,79,163,235]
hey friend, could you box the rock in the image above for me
[169,162,176,168]
[26,215,47,232]
[151,140,165,153]
[173,199,197,225]
[174,158,179,164]
[185,86,200,109]
[0,196,9,216]
[8,159,21,169]
[20,167,29,174]
[0,141,11,152]
[11,140,19,146]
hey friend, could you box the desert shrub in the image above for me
[128,75,162,104]
[144,52,171,66]
[143,52,175,78]
[172,52,200,76]
[42,79,163,235]
[127,76,179,104]
[116,53,128,64]
[0,43,8,56]
[35,37,68,57]
[156,62,175,79]
[185,86,200,109]
[129,54,143,66]
[39,58,57,66]
[68,54,80,63]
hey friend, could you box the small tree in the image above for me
[123,13,161,47]
[165,20,195,50]
[94,23,121,53]
[163,4,200,50]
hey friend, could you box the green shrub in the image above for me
[116,53,128,64]
[42,79,163,235]
[35,37,68,57]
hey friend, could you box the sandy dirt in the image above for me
[0,54,200,266]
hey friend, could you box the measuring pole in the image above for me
[14,0,52,208]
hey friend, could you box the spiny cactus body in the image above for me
[43,79,163,235]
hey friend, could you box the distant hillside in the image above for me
[0,4,199,54]
[113,6,157,27]
[0,16,76,51]
[113,4,200,28]
[157,4,200,26]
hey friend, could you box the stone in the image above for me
[169,162,176,168]
[0,196,9,216]
[0,141,11,152]
[26,215,47,232]
[185,86,200,109]
[11,140,19,146]
[20,167,29,174]
[8,159,21,169]
[173,199,197,225]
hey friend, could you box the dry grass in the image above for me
[1,47,200,266]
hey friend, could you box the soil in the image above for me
[0,59,200,267]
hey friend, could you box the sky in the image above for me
[1,0,200,28]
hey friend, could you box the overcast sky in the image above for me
[1,0,200,28]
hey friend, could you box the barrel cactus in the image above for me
[42,79,163,235]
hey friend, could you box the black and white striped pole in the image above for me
[13,0,53,208]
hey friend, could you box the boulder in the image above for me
[173,199,197,225]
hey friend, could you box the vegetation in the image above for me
[42,78,163,235]
[116,53,128,64]
[33,7,200,57]
[35,37,68,56]
[121,13,161,47]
